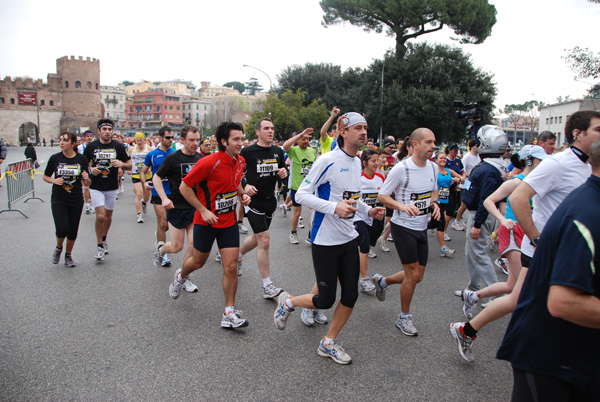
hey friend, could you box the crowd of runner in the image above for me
[40,109,600,400]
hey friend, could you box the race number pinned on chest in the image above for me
[58,164,81,192]
[343,190,361,219]
[215,191,238,215]
[361,192,378,207]
[439,187,450,200]
[301,162,313,177]
[410,191,432,215]
[257,158,278,175]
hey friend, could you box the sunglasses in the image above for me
[164,136,174,140]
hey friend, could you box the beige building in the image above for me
[539,98,600,146]
[100,85,127,127]
[0,56,102,145]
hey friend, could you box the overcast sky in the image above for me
[1,0,598,113]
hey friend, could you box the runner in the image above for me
[141,126,174,267]
[129,132,152,223]
[449,145,547,362]
[433,151,460,256]
[163,121,250,328]
[152,125,201,293]
[43,132,90,267]
[354,149,385,291]
[370,128,440,336]
[78,130,94,214]
[273,112,385,364]
[282,128,316,244]
[238,118,287,298]
[83,119,132,261]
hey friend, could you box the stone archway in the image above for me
[19,122,38,145]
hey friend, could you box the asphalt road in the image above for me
[0,146,513,401]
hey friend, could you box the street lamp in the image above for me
[243,64,272,117]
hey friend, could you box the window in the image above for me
[130,107,133,112]
[204,105,207,110]
[165,114,168,119]
[169,106,173,110]
[75,81,81,88]
[546,118,549,124]
[65,81,69,88]
[87,82,92,89]
[176,106,180,110]
[146,97,152,102]
[40,100,45,106]
[96,83,99,90]
[49,100,54,106]
[10,98,15,104]
[559,116,562,123]
[156,106,160,112]
[0,97,4,103]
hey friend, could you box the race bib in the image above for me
[410,191,432,215]
[361,192,378,207]
[301,162,313,177]
[257,159,278,175]
[343,190,361,219]
[180,163,196,179]
[57,164,81,192]
[215,191,238,215]
[94,149,117,177]
[439,187,450,200]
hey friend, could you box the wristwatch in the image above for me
[530,236,540,247]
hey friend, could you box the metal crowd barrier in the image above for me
[0,159,43,218]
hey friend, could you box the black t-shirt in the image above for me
[155,150,202,209]
[83,140,130,191]
[44,152,89,206]
[240,144,285,199]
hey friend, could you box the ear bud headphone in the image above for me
[525,156,534,166]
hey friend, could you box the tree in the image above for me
[119,80,134,86]
[563,46,600,80]
[244,89,329,140]
[223,81,246,94]
[320,0,497,59]
[245,78,263,95]
[585,83,600,99]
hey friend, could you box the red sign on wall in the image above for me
[18,92,37,105]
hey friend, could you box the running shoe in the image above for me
[102,241,109,254]
[371,273,388,302]
[279,203,288,216]
[64,254,76,268]
[487,237,496,252]
[461,289,478,319]
[221,310,248,328]
[387,234,393,241]
[305,237,312,245]
[301,308,315,326]
[184,277,198,293]
[51,247,62,264]
[215,251,222,263]
[495,257,509,275]
[119,185,125,193]
[85,203,91,214]
[377,236,390,252]
[142,202,147,215]
[298,217,304,229]
[450,322,475,363]
[263,282,283,299]
[137,213,144,223]
[318,339,352,365]
[441,246,456,257]
[368,248,377,258]
[289,233,299,244]
[161,253,171,267]
[274,291,294,329]
[314,309,328,324]
[94,246,105,261]
[451,220,465,231]
[360,277,375,292]
[169,269,184,299]
[237,258,243,276]
[153,241,165,268]
[238,222,249,234]
[444,232,451,241]
[454,290,463,297]
[396,314,418,336]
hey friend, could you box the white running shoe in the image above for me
[444,232,451,241]
[450,322,475,362]
[184,277,198,293]
[451,220,465,231]
[161,253,171,267]
[237,259,243,276]
[51,247,62,264]
[371,273,388,302]
[441,246,456,257]
[495,257,509,275]
[360,277,376,292]
[142,202,147,215]
[94,246,105,261]
[238,222,249,234]
[396,314,418,336]
[289,233,299,244]
[462,289,478,319]
[153,241,164,267]
[215,252,222,263]
[263,282,283,299]
[377,236,390,252]
[137,213,144,223]
[313,309,328,324]
[102,241,109,254]
[318,339,352,365]
[274,292,294,329]
[64,254,77,268]
[301,308,315,326]
[169,269,184,299]
[221,310,248,328]
[368,248,377,258]
[279,203,288,216]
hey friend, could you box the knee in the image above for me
[96,213,106,223]
[313,293,336,310]
[340,291,358,309]
[259,237,270,249]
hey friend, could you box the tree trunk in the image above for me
[395,37,408,59]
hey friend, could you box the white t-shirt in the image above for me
[355,171,385,225]
[462,152,481,175]
[520,147,592,258]
[379,157,438,231]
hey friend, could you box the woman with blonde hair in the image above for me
[129,132,152,222]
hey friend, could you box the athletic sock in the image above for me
[238,252,244,261]
[56,246,63,250]
[97,243,103,248]
[285,297,294,309]
[400,312,410,319]
[102,236,107,242]
[464,322,478,338]
[323,336,334,346]
[380,277,388,288]
[224,306,234,315]
[176,272,185,284]
[262,277,271,288]
[291,230,297,234]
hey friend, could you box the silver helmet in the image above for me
[477,125,508,157]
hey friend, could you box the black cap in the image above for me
[384,139,395,148]
[447,143,459,151]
